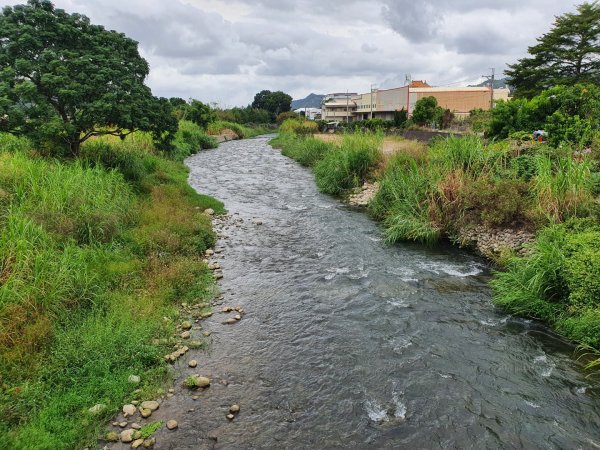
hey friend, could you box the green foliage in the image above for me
[412,96,444,127]
[276,111,299,124]
[140,421,163,439]
[185,100,216,129]
[393,109,408,127]
[492,218,600,347]
[314,133,382,195]
[172,120,218,161]
[274,133,333,167]
[370,154,440,244]
[487,83,600,147]
[279,118,318,136]
[506,2,600,98]
[215,106,272,125]
[207,120,270,139]
[0,0,178,155]
[0,132,221,447]
[251,90,293,120]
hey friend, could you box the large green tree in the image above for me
[0,0,177,155]
[251,90,292,120]
[506,2,600,98]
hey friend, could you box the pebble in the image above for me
[140,408,152,418]
[141,401,160,411]
[205,249,214,256]
[181,331,191,339]
[131,400,139,406]
[166,419,178,430]
[234,314,241,321]
[120,429,134,443]
[105,431,119,442]
[143,437,156,448]
[131,423,142,430]
[168,388,175,393]
[208,430,219,442]
[122,404,136,417]
[119,421,127,428]
[131,439,144,449]
[88,403,106,415]
[204,208,215,215]
[226,414,235,421]
[188,359,198,368]
[112,421,119,426]
[192,395,199,400]
[203,331,211,337]
[128,375,141,384]
[230,404,240,414]
[223,318,237,325]
[181,321,192,330]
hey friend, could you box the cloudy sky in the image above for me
[1,0,579,106]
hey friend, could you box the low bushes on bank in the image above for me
[0,129,223,448]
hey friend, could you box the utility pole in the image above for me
[481,68,495,110]
[370,84,375,120]
[346,89,349,123]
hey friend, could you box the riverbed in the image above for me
[153,136,599,449]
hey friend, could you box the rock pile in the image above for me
[347,182,379,207]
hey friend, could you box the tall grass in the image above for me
[207,120,270,139]
[533,155,593,222]
[314,133,382,195]
[0,129,223,448]
[370,154,440,244]
[277,134,334,167]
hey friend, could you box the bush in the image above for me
[276,111,299,124]
[314,133,382,195]
[279,118,318,136]
[278,135,334,167]
[492,218,600,347]
[172,120,218,161]
[370,154,439,244]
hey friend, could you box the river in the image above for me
[153,136,599,449]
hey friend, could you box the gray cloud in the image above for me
[0,0,580,105]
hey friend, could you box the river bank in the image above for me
[270,124,600,367]
[0,123,225,449]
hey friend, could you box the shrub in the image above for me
[314,133,382,195]
[492,218,600,347]
[279,135,333,167]
[172,120,218,161]
[276,111,299,124]
[279,118,318,136]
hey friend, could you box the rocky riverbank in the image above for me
[101,210,255,449]
[346,181,535,261]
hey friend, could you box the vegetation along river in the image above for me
[155,136,599,449]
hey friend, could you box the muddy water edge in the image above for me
[131,136,599,449]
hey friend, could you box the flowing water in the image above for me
[154,136,599,449]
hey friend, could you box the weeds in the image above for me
[0,129,222,448]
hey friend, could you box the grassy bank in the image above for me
[207,120,272,139]
[272,124,600,372]
[0,121,223,449]
[271,129,383,195]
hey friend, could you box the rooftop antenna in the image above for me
[404,74,411,86]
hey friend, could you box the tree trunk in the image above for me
[69,139,81,157]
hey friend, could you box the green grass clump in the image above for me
[207,120,270,139]
[370,154,440,244]
[314,133,382,195]
[172,120,218,161]
[277,134,334,167]
[279,118,318,136]
[0,126,223,449]
[491,218,600,347]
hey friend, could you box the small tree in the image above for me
[186,100,215,129]
[412,96,440,126]
[251,90,292,121]
[506,2,600,98]
[0,0,177,155]
[393,108,408,127]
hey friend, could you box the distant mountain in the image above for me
[469,77,510,89]
[291,93,325,110]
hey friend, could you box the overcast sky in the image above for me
[1,0,579,106]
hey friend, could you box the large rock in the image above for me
[166,419,178,430]
[120,429,135,443]
[122,404,137,417]
[140,400,160,411]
